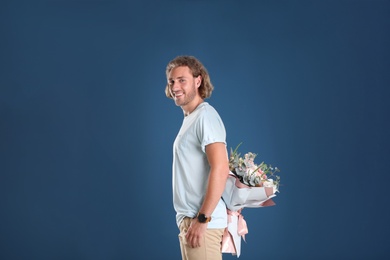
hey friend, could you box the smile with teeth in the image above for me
[174,92,184,98]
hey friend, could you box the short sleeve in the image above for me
[197,107,226,153]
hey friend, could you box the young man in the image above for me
[165,56,230,260]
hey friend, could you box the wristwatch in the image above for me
[196,212,212,223]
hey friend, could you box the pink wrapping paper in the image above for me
[221,172,276,257]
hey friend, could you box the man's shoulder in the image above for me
[198,102,219,115]
[196,103,224,126]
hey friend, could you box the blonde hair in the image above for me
[165,56,214,99]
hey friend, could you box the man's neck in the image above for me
[182,98,204,117]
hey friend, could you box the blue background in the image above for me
[1,0,389,259]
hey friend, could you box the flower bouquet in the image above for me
[221,143,281,257]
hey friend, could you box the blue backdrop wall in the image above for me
[1,0,389,259]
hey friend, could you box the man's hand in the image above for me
[185,218,207,248]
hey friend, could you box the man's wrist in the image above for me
[195,212,212,223]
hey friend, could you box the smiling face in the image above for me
[168,66,203,115]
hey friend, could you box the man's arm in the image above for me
[199,142,230,217]
[185,142,229,248]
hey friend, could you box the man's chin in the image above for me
[174,99,184,107]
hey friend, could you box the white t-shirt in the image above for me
[172,102,227,229]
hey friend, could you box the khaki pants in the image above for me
[178,217,225,260]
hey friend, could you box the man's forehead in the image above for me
[168,66,192,78]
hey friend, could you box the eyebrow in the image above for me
[168,76,187,80]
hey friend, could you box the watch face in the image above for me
[198,214,208,223]
[198,214,206,222]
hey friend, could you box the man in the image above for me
[165,56,230,260]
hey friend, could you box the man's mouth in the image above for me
[174,92,184,98]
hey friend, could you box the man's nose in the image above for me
[171,81,180,91]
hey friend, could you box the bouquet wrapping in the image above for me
[221,144,280,257]
[222,172,276,212]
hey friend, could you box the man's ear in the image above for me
[195,75,202,88]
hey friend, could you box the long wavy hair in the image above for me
[165,56,214,99]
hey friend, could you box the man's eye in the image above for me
[179,79,185,83]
